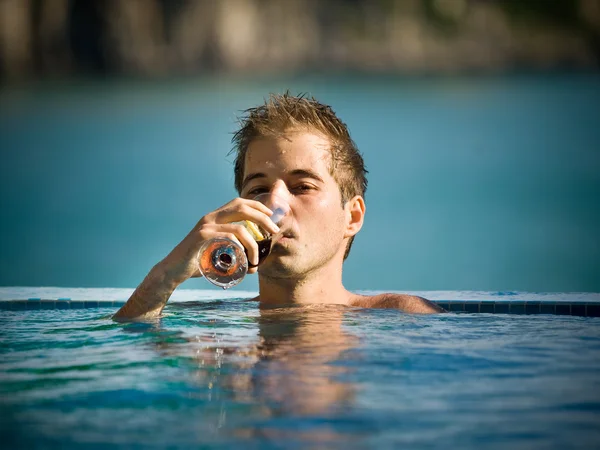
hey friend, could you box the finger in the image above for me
[243,198,274,216]
[247,266,259,275]
[215,202,280,236]
[218,198,273,219]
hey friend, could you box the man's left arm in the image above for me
[391,294,446,313]
[351,294,446,313]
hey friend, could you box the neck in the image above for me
[256,260,353,308]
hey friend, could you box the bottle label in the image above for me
[234,220,266,242]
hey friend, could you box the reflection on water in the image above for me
[3,301,600,448]
[152,304,360,443]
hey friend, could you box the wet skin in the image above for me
[114,129,443,320]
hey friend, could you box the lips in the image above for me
[272,231,296,246]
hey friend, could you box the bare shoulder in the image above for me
[349,293,446,314]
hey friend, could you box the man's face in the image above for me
[240,130,349,278]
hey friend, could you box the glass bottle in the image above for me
[197,194,290,289]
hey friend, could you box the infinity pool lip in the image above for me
[2,288,598,302]
[1,288,599,316]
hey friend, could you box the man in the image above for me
[114,93,444,320]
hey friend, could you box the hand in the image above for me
[155,197,280,286]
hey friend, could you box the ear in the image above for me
[344,195,365,238]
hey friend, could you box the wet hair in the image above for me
[230,92,368,259]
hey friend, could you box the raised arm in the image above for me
[112,262,179,320]
[112,197,279,320]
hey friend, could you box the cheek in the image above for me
[299,195,336,216]
[309,197,346,230]
[293,188,345,229]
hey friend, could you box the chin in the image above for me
[259,257,301,278]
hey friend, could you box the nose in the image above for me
[268,181,292,225]
[270,181,291,203]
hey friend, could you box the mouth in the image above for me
[279,230,296,240]
[271,232,296,248]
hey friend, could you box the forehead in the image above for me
[244,131,332,176]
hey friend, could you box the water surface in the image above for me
[2,294,600,449]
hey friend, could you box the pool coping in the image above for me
[1,297,599,316]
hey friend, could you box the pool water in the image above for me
[2,293,600,449]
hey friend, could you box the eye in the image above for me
[292,184,315,194]
[246,187,269,196]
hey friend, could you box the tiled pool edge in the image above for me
[0,299,126,310]
[1,299,599,317]
[434,300,600,317]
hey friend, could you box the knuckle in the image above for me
[232,223,246,234]
[198,212,217,227]
[201,211,216,223]
[197,228,210,240]
[214,209,228,221]
[197,223,216,239]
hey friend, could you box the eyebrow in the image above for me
[289,169,325,183]
[241,172,267,191]
[241,169,325,190]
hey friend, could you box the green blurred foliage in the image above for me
[499,0,582,28]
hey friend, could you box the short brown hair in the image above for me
[230,92,368,259]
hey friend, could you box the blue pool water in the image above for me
[2,289,600,449]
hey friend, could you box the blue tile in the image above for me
[525,302,541,314]
[509,303,526,314]
[464,302,480,313]
[436,302,450,311]
[586,304,600,317]
[11,301,29,311]
[26,300,41,309]
[571,304,586,317]
[540,303,556,314]
[39,301,56,310]
[494,303,509,314]
[480,302,495,313]
[69,301,86,309]
[448,302,466,312]
[555,304,571,315]
[55,301,70,309]
[84,301,100,308]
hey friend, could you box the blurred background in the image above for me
[0,0,599,293]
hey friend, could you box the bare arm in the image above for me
[112,263,179,320]
[112,197,279,321]
[351,294,446,314]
